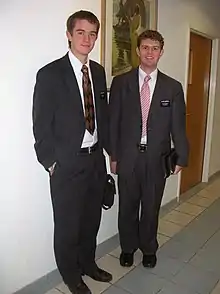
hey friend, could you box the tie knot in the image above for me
[144,75,151,83]
[81,64,88,74]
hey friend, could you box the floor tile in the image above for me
[208,180,220,190]
[159,283,199,294]
[202,186,220,200]
[172,201,220,248]
[158,219,182,237]
[56,283,71,294]
[175,202,205,216]
[109,235,170,260]
[190,243,220,275]
[83,276,111,294]
[44,184,220,294]
[108,236,170,268]
[211,280,220,294]
[96,254,134,284]
[96,235,119,260]
[109,246,120,259]
[188,194,216,207]
[197,188,212,198]
[115,267,172,294]
[162,210,195,227]
[172,263,219,294]
[172,228,211,251]
[158,233,170,247]
[138,254,185,279]
[202,229,220,250]
[133,249,142,266]
[158,239,197,262]
[103,285,130,293]
[56,278,111,294]
[45,289,62,294]
[108,246,143,266]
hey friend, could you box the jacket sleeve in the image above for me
[109,76,122,161]
[32,69,56,170]
[171,82,189,167]
[100,66,110,155]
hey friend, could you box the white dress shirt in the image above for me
[139,67,158,144]
[68,50,98,148]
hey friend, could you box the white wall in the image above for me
[209,46,220,176]
[1,0,220,293]
[0,1,117,294]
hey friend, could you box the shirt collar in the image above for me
[68,50,89,75]
[139,67,158,82]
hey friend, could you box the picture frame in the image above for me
[100,0,158,89]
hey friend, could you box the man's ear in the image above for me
[136,47,140,57]
[66,30,72,41]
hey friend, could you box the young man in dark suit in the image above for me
[32,10,112,294]
[109,30,189,269]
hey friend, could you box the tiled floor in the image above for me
[46,177,220,294]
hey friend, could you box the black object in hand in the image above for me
[102,174,116,210]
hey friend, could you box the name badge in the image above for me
[160,100,171,107]
[100,91,106,99]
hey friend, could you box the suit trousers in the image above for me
[118,151,166,255]
[49,149,106,287]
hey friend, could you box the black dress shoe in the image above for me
[87,267,112,282]
[120,252,134,267]
[142,254,157,268]
[68,279,91,294]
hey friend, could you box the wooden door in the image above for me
[180,32,212,194]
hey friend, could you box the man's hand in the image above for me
[110,160,117,174]
[48,162,56,176]
[173,165,182,175]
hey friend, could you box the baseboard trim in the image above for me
[13,269,62,294]
[209,170,220,183]
[14,234,119,294]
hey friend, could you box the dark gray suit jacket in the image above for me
[33,54,109,170]
[109,68,189,176]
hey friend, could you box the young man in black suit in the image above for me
[33,10,112,294]
[109,30,189,269]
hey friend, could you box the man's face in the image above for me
[66,19,98,57]
[136,38,164,70]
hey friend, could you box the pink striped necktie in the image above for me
[140,75,151,138]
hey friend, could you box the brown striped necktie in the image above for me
[81,64,95,135]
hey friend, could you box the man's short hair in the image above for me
[66,10,100,47]
[137,30,164,49]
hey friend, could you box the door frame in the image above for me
[177,27,219,200]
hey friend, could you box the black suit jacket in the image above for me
[33,54,109,170]
[109,68,189,176]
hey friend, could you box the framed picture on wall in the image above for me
[100,0,158,88]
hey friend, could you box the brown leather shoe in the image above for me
[87,267,112,282]
[68,279,91,294]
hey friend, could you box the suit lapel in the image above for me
[59,54,84,118]
[148,70,163,124]
[90,61,101,131]
[90,61,100,111]
[128,68,142,118]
